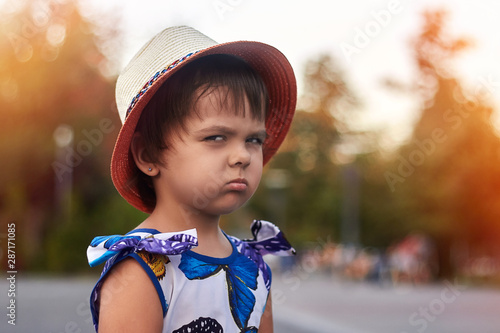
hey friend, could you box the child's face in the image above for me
[154,87,267,218]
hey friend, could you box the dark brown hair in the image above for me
[132,53,269,209]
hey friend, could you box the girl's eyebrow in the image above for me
[195,125,236,136]
[254,129,269,139]
[195,125,268,138]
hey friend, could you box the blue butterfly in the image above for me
[178,253,259,331]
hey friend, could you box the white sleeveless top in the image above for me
[87,220,295,332]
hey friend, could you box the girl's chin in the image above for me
[208,200,250,216]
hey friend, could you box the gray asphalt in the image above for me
[1,273,500,333]
[272,273,500,333]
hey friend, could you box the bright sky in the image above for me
[78,0,500,149]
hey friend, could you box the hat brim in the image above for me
[111,41,297,213]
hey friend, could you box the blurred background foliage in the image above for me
[1,1,500,283]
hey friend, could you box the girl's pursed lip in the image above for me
[228,178,248,185]
[226,178,248,191]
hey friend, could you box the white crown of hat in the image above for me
[115,26,217,124]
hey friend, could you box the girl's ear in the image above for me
[130,133,159,176]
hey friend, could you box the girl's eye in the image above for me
[204,135,225,142]
[247,137,264,145]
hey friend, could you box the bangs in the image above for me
[188,54,268,122]
[192,84,266,122]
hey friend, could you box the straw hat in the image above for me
[112,26,297,213]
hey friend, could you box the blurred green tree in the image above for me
[386,9,500,278]
[0,0,143,272]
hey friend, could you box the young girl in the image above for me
[87,26,296,333]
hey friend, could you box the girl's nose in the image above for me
[229,144,251,167]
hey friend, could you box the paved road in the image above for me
[272,273,500,333]
[1,274,499,333]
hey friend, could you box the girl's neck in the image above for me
[137,205,233,258]
[142,203,219,231]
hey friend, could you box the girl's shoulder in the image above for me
[87,228,199,331]
[87,228,198,268]
[96,255,164,332]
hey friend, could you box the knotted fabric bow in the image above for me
[87,229,198,267]
[228,220,295,291]
[244,220,296,256]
